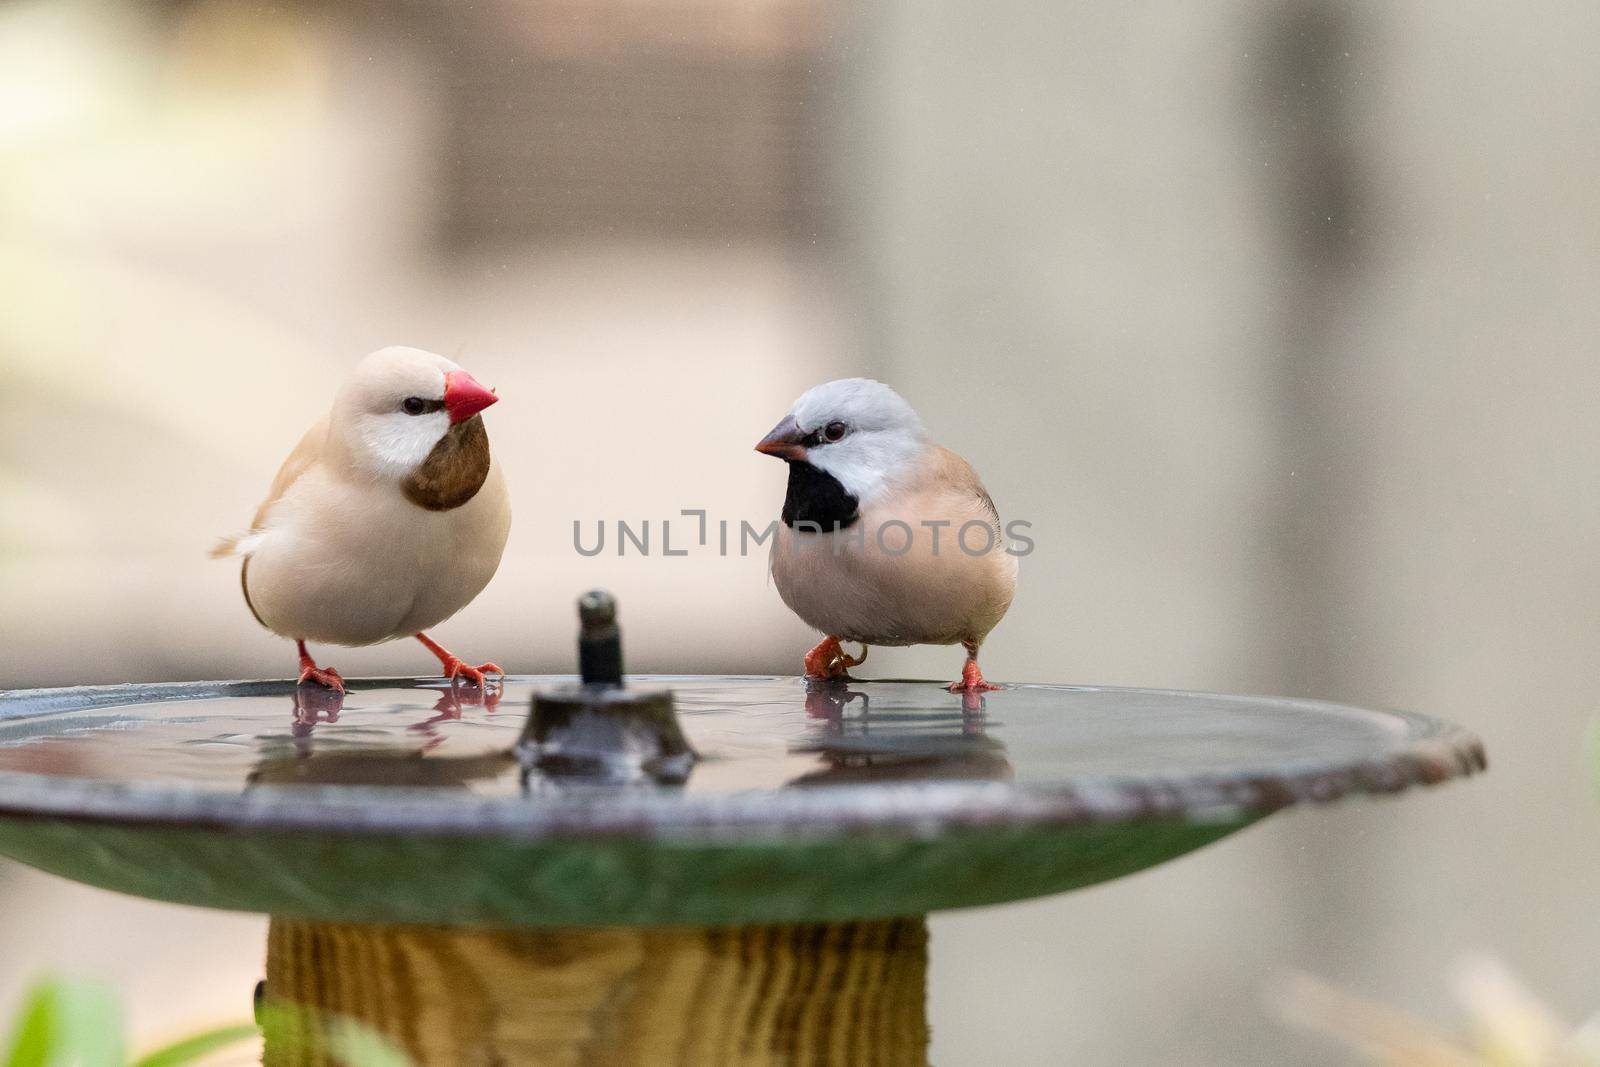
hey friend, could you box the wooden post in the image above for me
[263,917,929,1066]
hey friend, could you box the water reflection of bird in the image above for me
[408,684,502,751]
[290,683,346,735]
[248,746,515,789]
[791,681,1013,786]
[756,379,1016,694]
[213,347,511,693]
[803,681,870,721]
[289,682,500,738]
[260,685,513,787]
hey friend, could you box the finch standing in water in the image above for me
[214,346,512,691]
[756,378,1016,693]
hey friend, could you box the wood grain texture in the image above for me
[263,918,929,1066]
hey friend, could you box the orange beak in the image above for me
[444,370,498,424]
[755,414,807,462]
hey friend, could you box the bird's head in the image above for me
[333,346,499,478]
[755,378,927,502]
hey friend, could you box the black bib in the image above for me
[781,461,860,530]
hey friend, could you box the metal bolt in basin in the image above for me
[518,591,694,784]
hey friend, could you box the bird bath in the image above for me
[0,606,1485,1064]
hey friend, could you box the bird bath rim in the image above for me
[0,675,1487,841]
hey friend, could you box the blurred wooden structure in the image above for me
[264,917,929,1066]
[417,0,838,246]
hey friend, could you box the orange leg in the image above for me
[802,636,868,680]
[415,632,504,687]
[296,640,345,693]
[946,642,1001,694]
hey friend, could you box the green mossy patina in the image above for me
[0,816,1253,927]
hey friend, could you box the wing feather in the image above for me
[928,445,1000,522]
[209,417,329,558]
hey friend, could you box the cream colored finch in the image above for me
[756,378,1016,692]
[213,346,512,691]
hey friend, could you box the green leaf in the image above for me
[3,985,56,1067]
[254,1002,415,1067]
[324,1019,413,1067]
[131,1024,258,1067]
[3,979,122,1067]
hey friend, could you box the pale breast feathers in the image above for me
[772,445,1015,646]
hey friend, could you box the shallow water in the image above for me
[0,676,1431,801]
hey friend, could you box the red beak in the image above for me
[755,414,807,462]
[444,370,498,424]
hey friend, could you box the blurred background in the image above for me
[2,0,1599,1062]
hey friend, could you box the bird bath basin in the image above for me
[0,605,1486,1064]
[0,676,1482,927]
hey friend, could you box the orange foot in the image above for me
[803,636,868,680]
[946,657,1001,694]
[296,640,345,693]
[415,632,504,688]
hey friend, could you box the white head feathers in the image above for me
[788,378,928,503]
[332,346,462,479]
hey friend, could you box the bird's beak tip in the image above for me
[755,414,806,461]
[754,441,802,460]
[444,370,499,424]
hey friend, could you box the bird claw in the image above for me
[803,653,843,680]
[442,659,504,688]
[947,658,1000,694]
[298,664,345,693]
[415,633,504,689]
[803,638,867,680]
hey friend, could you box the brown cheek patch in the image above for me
[402,416,492,511]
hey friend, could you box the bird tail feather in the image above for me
[210,532,264,559]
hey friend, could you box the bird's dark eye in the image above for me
[823,421,847,442]
[402,397,427,416]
